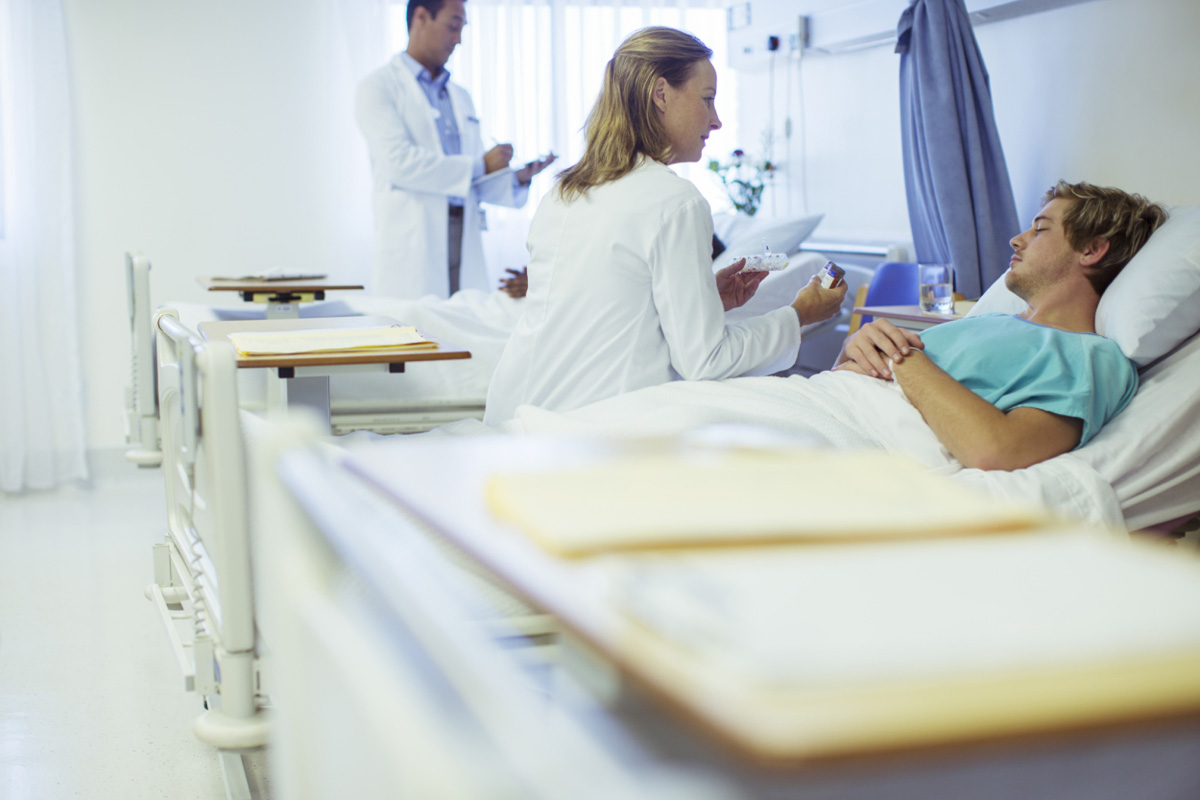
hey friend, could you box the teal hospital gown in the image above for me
[919,314,1138,448]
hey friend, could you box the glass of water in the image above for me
[918,263,955,315]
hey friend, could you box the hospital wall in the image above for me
[63,0,374,454]
[65,0,1200,452]
[735,0,1200,241]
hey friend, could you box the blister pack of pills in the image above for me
[737,242,789,272]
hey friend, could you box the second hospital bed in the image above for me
[124,209,873,448]
[124,210,871,452]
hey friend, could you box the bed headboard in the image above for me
[125,251,161,466]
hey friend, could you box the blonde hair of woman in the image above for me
[557,27,712,201]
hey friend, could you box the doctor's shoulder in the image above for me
[622,159,704,209]
[357,61,410,111]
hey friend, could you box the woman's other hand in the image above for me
[790,275,847,326]
[715,259,768,311]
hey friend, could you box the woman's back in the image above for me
[484,158,800,425]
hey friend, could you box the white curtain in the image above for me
[334,0,392,82]
[0,0,88,492]
[383,0,735,280]
[453,0,731,170]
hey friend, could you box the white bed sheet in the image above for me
[479,339,1199,532]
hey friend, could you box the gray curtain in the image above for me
[896,0,1020,299]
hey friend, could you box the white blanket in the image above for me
[334,290,523,408]
[492,371,1126,530]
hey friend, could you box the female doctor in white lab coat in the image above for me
[484,27,846,425]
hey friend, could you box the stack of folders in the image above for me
[485,447,1200,760]
[485,449,1045,557]
[227,325,437,357]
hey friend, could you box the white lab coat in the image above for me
[485,157,801,425]
[356,53,529,299]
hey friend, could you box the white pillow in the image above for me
[967,204,1200,367]
[1096,204,1200,366]
[711,212,747,246]
[964,273,1026,317]
[712,213,824,270]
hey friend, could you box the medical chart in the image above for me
[227,325,436,356]
[485,449,1045,556]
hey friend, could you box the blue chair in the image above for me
[848,262,920,333]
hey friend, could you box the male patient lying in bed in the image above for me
[494,180,1167,473]
[834,180,1166,470]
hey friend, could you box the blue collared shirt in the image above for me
[401,52,466,206]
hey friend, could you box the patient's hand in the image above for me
[791,275,848,326]
[715,259,769,311]
[835,319,924,380]
[498,267,528,298]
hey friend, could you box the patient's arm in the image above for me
[892,350,1083,471]
[834,320,924,379]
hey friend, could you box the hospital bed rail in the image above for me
[255,420,736,800]
[145,308,558,797]
[148,309,268,800]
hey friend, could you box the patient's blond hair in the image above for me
[1046,180,1168,295]
[555,27,712,202]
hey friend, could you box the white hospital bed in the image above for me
[255,424,1200,799]
[121,254,524,463]
[466,204,1200,534]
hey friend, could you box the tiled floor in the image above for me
[0,461,268,800]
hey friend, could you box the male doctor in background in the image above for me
[356,0,555,299]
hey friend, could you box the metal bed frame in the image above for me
[146,309,268,799]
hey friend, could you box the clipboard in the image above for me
[471,167,513,188]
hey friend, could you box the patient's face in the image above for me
[1005,198,1079,300]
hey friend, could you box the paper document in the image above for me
[486,450,1044,556]
[604,532,1200,758]
[611,532,1200,688]
[227,325,436,356]
[212,271,328,281]
[471,167,513,188]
